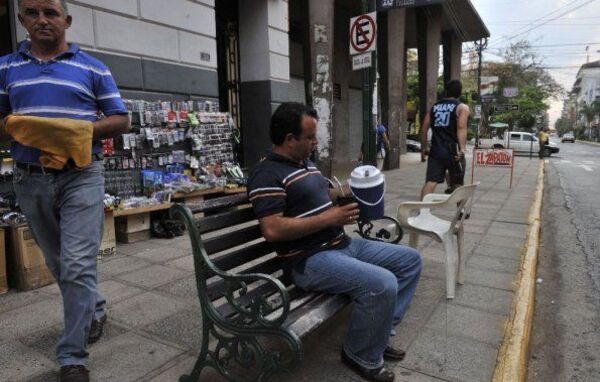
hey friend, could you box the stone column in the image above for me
[417,6,442,124]
[238,0,290,168]
[308,0,335,177]
[443,31,462,84]
[384,8,407,169]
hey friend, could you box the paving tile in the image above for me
[468,254,521,274]
[425,303,506,346]
[0,342,54,381]
[421,259,445,280]
[98,280,144,304]
[87,332,183,381]
[393,367,447,381]
[403,327,498,382]
[131,244,190,263]
[465,267,517,291]
[116,239,166,257]
[110,291,188,328]
[156,275,200,303]
[146,355,199,382]
[452,283,514,316]
[473,244,525,261]
[97,255,152,277]
[0,299,63,342]
[0,290,47,315]
[143,308,203,350]
[166,254,195,271]
[20,321,127,362]
[479,234,525,250]
[488,222,528,239]
[116,264,190,289]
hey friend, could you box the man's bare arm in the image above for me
[456,104,470,153]
[259,203,359,242]
[92,114,130,140]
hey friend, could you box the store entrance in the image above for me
[0,0,14,56]
[216,0,242,164]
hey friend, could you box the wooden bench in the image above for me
[171,195,402,381]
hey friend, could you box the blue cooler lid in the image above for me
[348,165,385,189]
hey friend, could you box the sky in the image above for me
[469,0,600,127]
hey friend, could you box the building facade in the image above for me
[2,0,488,176]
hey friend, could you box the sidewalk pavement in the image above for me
[0,151,542,382]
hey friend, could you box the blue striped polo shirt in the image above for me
[0,41,127,163]
[248,152,350,268]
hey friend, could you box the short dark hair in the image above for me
[445,80,462,98]
[270,102,318,145]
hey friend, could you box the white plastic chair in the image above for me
[397,183,479,299]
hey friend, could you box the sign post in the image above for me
[472,148,515,188]
[352,5,378,166]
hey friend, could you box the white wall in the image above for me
[239,0,289,83]
[12,0,217,71]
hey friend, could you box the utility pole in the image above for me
[474,38,488,148]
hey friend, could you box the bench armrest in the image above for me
[356,216,403,244]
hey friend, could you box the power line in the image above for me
[489,0,599,48]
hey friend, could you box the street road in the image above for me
[528,142,600,381]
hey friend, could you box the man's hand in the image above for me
[321,203,360,226]
[454,151,465,162]
[421,146,429,162]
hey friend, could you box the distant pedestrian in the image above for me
[538,127,550,158]
[376,119,390,169]
[420,80,470,200]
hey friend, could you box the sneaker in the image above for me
[88,315,107,345]
[60,365,89,382]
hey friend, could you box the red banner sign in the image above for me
[472,149,515,188]
[474,149,514,167]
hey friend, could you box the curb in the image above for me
[492,160,545,382]
[577,140,600,147]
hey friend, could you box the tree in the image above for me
[484,41,564,132]
[579,100,600,141]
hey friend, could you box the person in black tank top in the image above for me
[420,80,470,200]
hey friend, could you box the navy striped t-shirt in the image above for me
[0,41,127,163]
[248,152,349,266]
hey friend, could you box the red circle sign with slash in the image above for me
[350,14,377,53]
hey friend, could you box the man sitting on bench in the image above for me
[247,102,422,382]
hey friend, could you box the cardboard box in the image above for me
[0,228,7,294]
[115,212,151,244]
[7,225,55,291]
[98,211,116,258]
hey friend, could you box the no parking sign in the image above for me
[349,12,377,55]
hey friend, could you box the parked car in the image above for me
[561,133,575,143]
[479,131,560,157]
[406,139,421,152]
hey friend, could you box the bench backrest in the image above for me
[170,195,291,316]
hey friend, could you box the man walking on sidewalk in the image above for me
[420,80,470,199]
[0,1,129,381]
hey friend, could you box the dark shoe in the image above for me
[88,315,107,345]
[383,345,406,361]
[60,365,89,382]
[341,350,395,382]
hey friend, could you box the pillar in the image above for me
[383,8,407,169]
[443,31,462,85]
[417,6,442,124]
[238,0,290,168]
[308,0,335,177]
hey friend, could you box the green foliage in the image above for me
[484,41,564,131]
